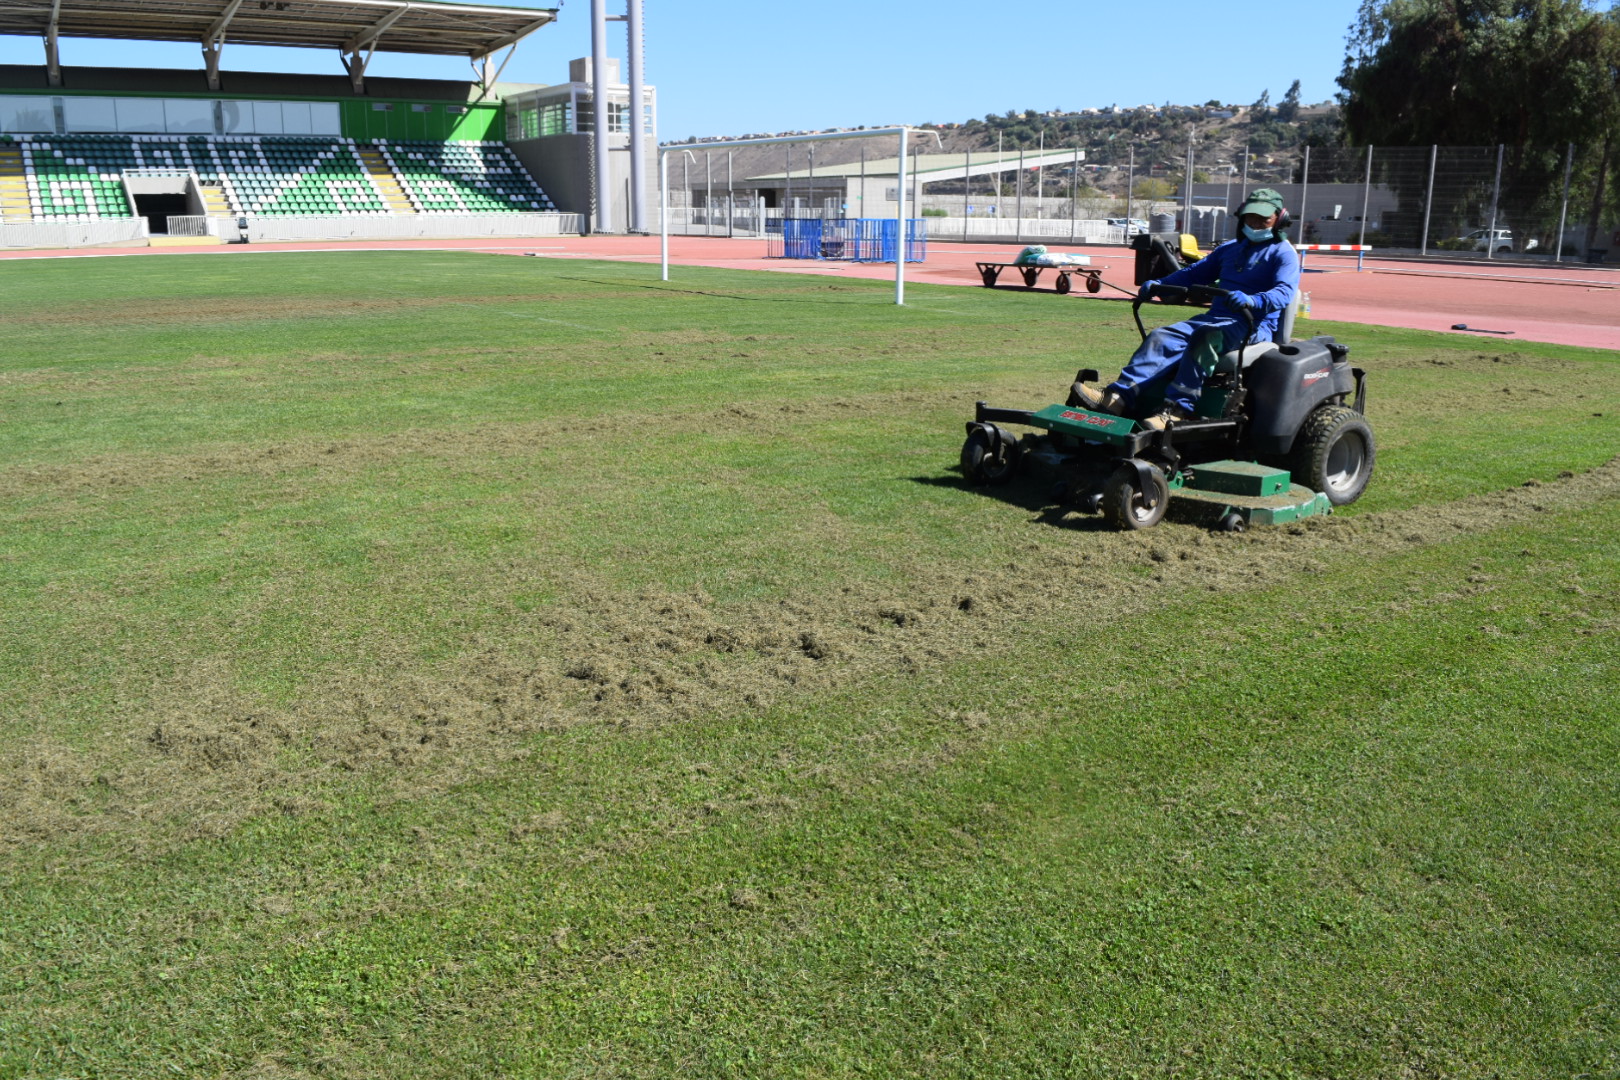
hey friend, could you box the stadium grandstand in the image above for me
[0,0,655,247]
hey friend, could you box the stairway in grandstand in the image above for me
[0,143,32,222]
[356,145,416,214]
[1,134,557,224]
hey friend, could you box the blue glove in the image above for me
[1137,279,1159,301]
[1227,290,1256,309]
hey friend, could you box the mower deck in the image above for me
[1172,481,1332,526]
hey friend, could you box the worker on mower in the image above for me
[1076,187,1300,430]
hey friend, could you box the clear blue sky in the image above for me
[0,1,1364,140]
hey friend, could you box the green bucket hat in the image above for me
[1238,187,1285,218]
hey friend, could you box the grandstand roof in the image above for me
[746,148,1086,183]
[0,0,558,60]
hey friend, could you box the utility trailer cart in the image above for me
[975,261,1104,294]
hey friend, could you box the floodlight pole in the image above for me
[658,128,939,304]
[590,0,612,233]
[626,0,647,233]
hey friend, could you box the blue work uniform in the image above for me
[1110,236,1301,414]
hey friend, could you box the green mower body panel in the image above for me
[1027,404,1137,443]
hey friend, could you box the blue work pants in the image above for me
[1109,315,1249,414]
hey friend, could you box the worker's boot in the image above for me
[1069,383,1127,415]
[1140,403,1193,432]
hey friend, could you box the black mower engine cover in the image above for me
[1243,336,1357,456]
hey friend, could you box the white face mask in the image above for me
[1242,223,1274,243]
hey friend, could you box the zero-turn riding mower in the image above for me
[960,283,1374,531]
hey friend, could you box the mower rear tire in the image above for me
[1291,405,1375,506]
[1102,462,1169,529]
[961,427,1021,486]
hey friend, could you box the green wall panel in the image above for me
[338,100,503,142]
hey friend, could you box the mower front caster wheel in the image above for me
[1216,512,1246,533]
[961,426,1021,486]
[1102,462,1169,530]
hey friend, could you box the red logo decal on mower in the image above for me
[1302,368,1331,383]
[1059,409,1116,427]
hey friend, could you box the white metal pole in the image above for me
[626,0,646,233]
[1360,145,1374,249]
[1484,143,1503,261]
[705,151,712,237]
[727,150,734,239]
[590,0,611,233]
[1555,142,1573,263]
[660,148,669,279]
[896,126,908,305]
[1420,145,1436,256]
[1036,128,1044,220]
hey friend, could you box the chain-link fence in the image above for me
[1185,144,1611,263]
[661,136,1618,263]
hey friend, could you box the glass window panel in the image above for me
[251,101,284,134]
[0,96,56,133]
[62,97,117,133]
[219,100,248,134]
[281,101,313,134]
[115,97,167,133]
[311,102,341,135]
[164,98,215,134]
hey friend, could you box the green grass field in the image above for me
[2,251,1617,1079]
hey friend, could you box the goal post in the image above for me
[659,127,940,306]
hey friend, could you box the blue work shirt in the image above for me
[1161,236,1301,344]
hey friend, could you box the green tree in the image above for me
[1133,178,1174,200]
[1250,89,1271,121]
[1276,79,1302,122]
[1338,0,1620,250]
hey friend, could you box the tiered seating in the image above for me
[198,137,388,216]
[379,140,554,213]
[16,134,139,220]
[5,134,556,222]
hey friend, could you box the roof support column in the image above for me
[44,0,61,87]
[342,3,410,95]
[590,0,612,233]
[203,0,246,92]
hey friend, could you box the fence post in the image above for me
[1016,146,1024,242]
[1359,145,1372,247]
[963,150,970,241]
[1125,145,1135,240]
[727,151,733,238]
[1420,144,1437,256]
[705,151,712,237]
[1485,143,1504,261]
[1554,142,1573,263]
[1298,145,1310,248]
[1064,144,1072,242]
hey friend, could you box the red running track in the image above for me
[2,234,1615,350]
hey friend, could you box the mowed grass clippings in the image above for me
[0,251,1617,1077]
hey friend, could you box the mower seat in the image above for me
[1213,291,1301,374]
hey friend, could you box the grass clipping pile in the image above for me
[6,438,1618,852]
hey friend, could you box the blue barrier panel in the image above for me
[849,219,925,263]
[780,218,824,259]
[771,219,924,262]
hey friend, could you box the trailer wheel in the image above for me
[1021,268,1040,288]
[1055,273,1072,294]
[960,426,1021,486]
[1086,273,1102,293]
[1102,462,1168,529]
[980,268,998,287]
[1291,405,1375,506]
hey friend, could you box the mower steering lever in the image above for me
[1130,283,1257,344]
